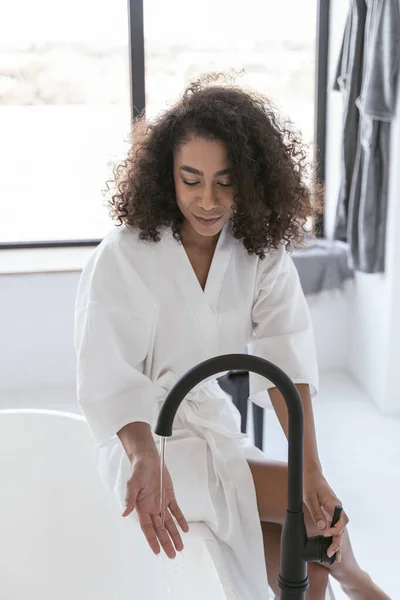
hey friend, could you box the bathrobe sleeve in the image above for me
[74,243,158,444]
[248,246,319,408]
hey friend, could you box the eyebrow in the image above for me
[180,166,232,177]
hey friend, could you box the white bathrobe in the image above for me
[74,222,319,600]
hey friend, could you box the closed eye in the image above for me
[218,182,232,188]
[183,179,200,186]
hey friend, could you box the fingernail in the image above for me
[318,521,326,530]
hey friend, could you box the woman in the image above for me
[75,75,389,599]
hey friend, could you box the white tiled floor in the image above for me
[1,371,399,599]
[249,371,400,600]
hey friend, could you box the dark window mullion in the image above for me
[0,240,102,250]
[314,0,330,237]
[128,0,146,117]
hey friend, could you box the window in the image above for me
[144,0,323,239]
[0,0,131,245]
[144,0,317,150]
[1,0,327,247]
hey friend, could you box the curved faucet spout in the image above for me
[155,353,314,598]
[155,354,304,514]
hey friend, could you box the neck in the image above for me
[181,221,220,251]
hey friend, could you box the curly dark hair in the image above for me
[108,73,322,258]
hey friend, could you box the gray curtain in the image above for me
[333,0,400,273]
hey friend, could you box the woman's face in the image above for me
[173,136,235,241]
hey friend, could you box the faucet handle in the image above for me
[329,505,343,530]
[304,505,343,565]
[304,536,337,565]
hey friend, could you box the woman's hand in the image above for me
[122,451,189,559]
[303,469,349,563]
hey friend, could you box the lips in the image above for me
[194,215,222,222]
[194,216,222,227]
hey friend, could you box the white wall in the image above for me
[0,272,79,391]
[356,104,400,414]
[325,0,400,415]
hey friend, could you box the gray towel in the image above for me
[292,240,353,296]
[333,0,400,273]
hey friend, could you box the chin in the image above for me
[195,225,223,237]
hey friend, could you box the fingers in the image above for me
[122,482,138,518]
[327,535,342,559]
[138,513,162,556]
[318,497,339,526]
[324,509,349,538]
[163,511,184,553]
[138,509,186,559]
[168,498,189,533]
[322,503,349,562]
[152,513,178,559]
[307,503,327,531]
[122,476,188,559]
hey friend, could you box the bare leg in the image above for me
[249,459,390,600]
[261,522,281,597]
[262,521,329,599]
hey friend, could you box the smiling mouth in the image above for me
[194,215,222,223]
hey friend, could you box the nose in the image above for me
[198,184,218,211]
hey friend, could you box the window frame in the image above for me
[0,0,329,250]
[314,0,330,237]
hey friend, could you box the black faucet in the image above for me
[155,354,339,599]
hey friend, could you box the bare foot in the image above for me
[341,571,392,600]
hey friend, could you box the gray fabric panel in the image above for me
[292,240,353,296]
[333,0,368,242]
[333,0,400,273]
[347,118,391,272]
[358,0,400,120]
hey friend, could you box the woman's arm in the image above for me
[117,422,158,462]
[75,244,158,445]
[268,383,349,547]
[268,383,322,474]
